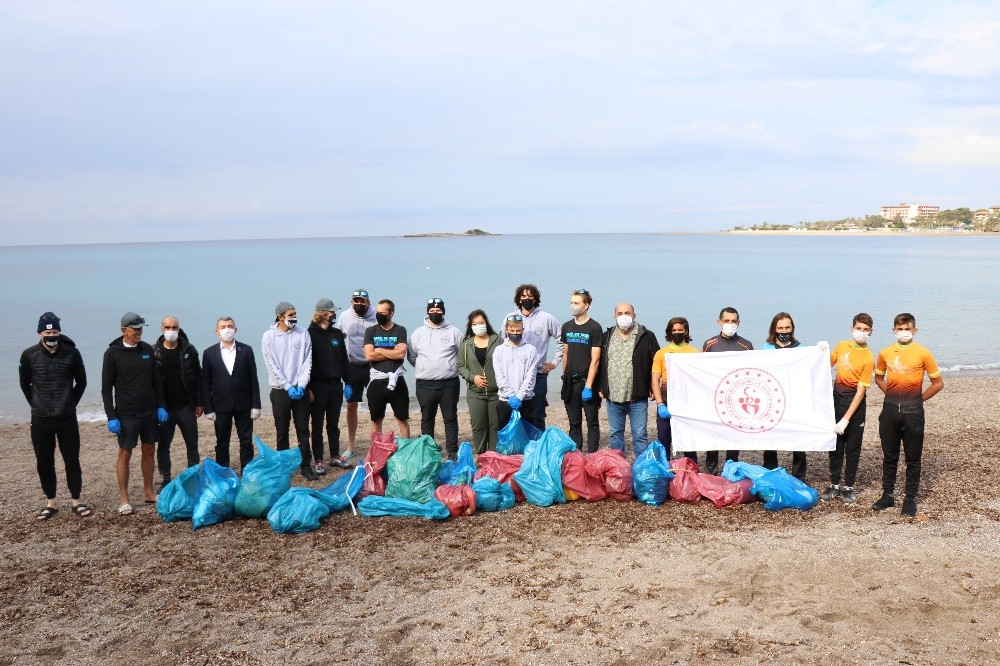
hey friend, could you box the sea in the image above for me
[2,232,998,424]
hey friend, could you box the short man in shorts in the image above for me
[101,312,167,515]
[364,299,410,437]
[560,289,603,452]
[337,288,377,457]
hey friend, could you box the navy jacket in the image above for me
[201,341,261,413]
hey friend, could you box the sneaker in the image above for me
[330,456,354,469]
[301,465,319,481]
[901,496,917,517]
[314,461,327,475]
[839,487,857,504]
[819,485,840,501]
[872,492,895,511]
[159,475,172,491]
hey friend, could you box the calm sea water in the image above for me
[2,233,998,423]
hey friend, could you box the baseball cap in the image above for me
[274,301,295,316]
[121,312,147,329]
[351,289,369,300]
[316,298,338,313]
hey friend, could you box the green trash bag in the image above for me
[385,435,442,504]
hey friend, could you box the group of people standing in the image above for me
[19,284,942,520]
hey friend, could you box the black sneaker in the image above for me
[819,485,840,501]
[839,487,857,504]
[872,492,895,511]
[901,496,917,517]
[301,465,319,481]
[159,475,172,491]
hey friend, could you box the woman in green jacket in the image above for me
[458,310,502,453]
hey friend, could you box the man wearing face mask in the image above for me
[408,298,463,459]
[493,314,540,428]
[337,289,377,458]
[872,313,943,517]
[698,307,754,474]
[507,284,563,429]
[20,312,90,520]
[651,317,698,458]
[364,299,411,438]
[560,289,604,453]
[760,312,807,480]
[308,298,351,473]
[202,317,261,472]
[598,303,660,460]
[153,315,202,489]
[262,301,315,480]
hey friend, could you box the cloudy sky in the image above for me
[2,1,999,244]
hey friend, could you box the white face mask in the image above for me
[570,304,585,317]
[471,324,487,336]
[219,328,236,343]
[284,317,297,330]
[616,314,634,331]
[852,330,870,344]
[895,330,913,344]
[163,331,179,343]
[721,323,738,337]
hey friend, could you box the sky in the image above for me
[2,1,999,245]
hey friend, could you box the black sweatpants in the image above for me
[830,393,865,487]
[879,402,925,498]
[310,379,344,462]
[156,404,200,478]
[416,377,460,458]
[271,388,312,466]
[214,409,255,471]
[564,380,601,453]
[702,450,741,476]
[762,450,807,481]
[31,415,83,500]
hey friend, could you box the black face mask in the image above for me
[777,332,793,343]
[670,332,686,345]
[520,299,535,311]
[43,335,61,348]
[508,333,523,344]
[428,313,443,325]
[353,303,368,316]
[376,313,391,326]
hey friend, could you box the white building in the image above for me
[879,203,940,222]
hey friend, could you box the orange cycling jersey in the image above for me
[830,340,874,394]
[652,343,699,387]
[875,341,940,403]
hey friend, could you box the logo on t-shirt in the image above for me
[373,336,399,348]
[565,332,591,345]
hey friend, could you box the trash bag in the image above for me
[752,469,819,511]
[318,466,366,514]
[474,452,526,502]
[721,460,771,484]
[234,436,302,518]
[668,456,701,503]
[588,449,635,502]
[356,495,451,520]
[723,478,756,506]
[434,484,477,516]
[693,473,757,508]
[632,441,674,506]
[385,435,442,504]
[157,465,200,522]
[439,441,477,485]
[561,449,608,502]
[513,427,576,507]
[266,488,338,534]
[496,410,543,455]
[191,459,240,530]
[358,431,398,499]
[471,478,516,512]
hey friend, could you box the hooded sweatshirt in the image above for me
[407,317,462,380]
[262,323,312,390]
[505,307,564,373]
[102,336,164,419]
[492,341,539,401]
[337,305,377,365]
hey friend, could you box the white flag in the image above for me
[667,347,835,452]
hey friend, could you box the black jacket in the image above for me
[101,337,164,419]
[598,323,660,401]
[19,336,87,418]
[307,322,349,382]
[153,329,202,408]
[201,341,261,413]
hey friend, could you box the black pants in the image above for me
[156,404,199,478]
[214,409,255,471]
[879,402,924,498]
[830,394,866,487]
[310,379,344,462]
[416,377,460,458]
[496,398,537,433]
[655,414,672,458]
[563,380,601,453]
[762,450,807,481]
[31,415,82,500]
[699,450,741,476]
[270,388,312,466]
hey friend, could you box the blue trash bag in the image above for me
[440,442,477,485]
[471,477,516,512]
[751,468,820,511]
[721,460,771,483]
[267,488,338,534]
[157,465,201,522]
[318,466,366,514]
[632,441,675,506]
[385,435,442,504]
[234,436,303,518]
[513,427,576,507]
[192,459,241,530]
[496,410,543,455]
[356,495,451,520]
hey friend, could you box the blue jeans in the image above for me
[606,399,649,459]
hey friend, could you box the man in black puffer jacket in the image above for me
[153,315,203,489]
[19,312,91,520]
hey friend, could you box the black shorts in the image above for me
[366,378,409,422]
[346,363,370,404]
[118,412,157,450]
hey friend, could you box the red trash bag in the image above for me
[587,450,634,502]
[561,450,608,502]
[694,473,756,508]
[434,484,477,517]
[474,452,526,502]
[357,431,398,499]
[669,457,701,503]
[723,478,755,506]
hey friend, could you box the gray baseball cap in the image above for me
[316,298,338,313]
[274,301,295,316]
[121,312,147,329]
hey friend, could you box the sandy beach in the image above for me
[2,375,999,665]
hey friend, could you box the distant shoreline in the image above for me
[402,229,497,238]
[719,229,999,237]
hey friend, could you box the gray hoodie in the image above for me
[407,317,462,380]
[337,305,377,365]
[262,323,312,390]
[492,341,539,401]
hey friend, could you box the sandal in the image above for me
[71,503,93,517]
[36,507,58,521]
[117,503,134,516]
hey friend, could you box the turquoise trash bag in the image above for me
[512,427,576,507]
[357,495,451,519]
[496,410,542,455]
[267,488,338,534]
[751,468,820,511]
[385,435,442,503]
[191,459,241,530]
[157,465,200,522]
[721,460,771,483]
[471,477,516,512]
[319,466,366,514]
[234,436,303,518]
[439,441,477,485]
[632,441,675,506]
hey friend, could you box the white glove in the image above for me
[834,418,849,435]
[817,340,829,351]
[251,408,261,420]
[205,412,217,422]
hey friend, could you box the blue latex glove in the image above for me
[288,386,299,399]
[107,418,122,435]
[581,386,593,401]
[344,384,353,401]
[657,404,671,419]
[157,407,169,424]
[508,396,522,410]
